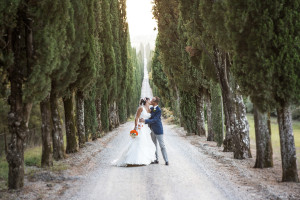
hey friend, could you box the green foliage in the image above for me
[0,97,8,133]
[211,82,223,146]
[0,0,144,189]
[0,0,20,95]
[101,0,116,103]
[84,89,98,139]
[71,0,98,95]
[0,155,8,181]
[101,86,109,132]
[180,91,197,133]
[151,43,171,106]
[152,0,210,130]
[226,0,300,111]
[117,0,129,123]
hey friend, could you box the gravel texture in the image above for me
[59,122,262,200]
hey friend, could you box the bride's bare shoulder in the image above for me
[137,106,143,112]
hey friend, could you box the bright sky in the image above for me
[126,0,157,50]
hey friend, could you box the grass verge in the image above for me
[0,134,69,189]
[247,114,300,167]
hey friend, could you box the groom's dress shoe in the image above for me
[151,160,159,164]
[165,162,169,166]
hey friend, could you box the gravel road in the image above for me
[62,122,259,200]
[60,58,258,200]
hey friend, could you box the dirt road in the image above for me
[60,121,260,200]
[59,57,262,200]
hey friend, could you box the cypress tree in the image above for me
[211,82,223,146]
[197,0,251,159]
[1,0,73,188]
[49,0,77,159]
[40,95,53,167]
[84,88,98,141]
[117,0,129,124]
[226,0,299,181]
[93,0,105,137]
[1,1,28,189]
[110,0,123,130]
[101,86,109,132]
[72,0,98,147]
[151,42,172,107]
[100,0,116,133]
[153,0,210,135]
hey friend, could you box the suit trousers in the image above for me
[151,131,168,162]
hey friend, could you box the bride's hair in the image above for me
[140,97,150,105]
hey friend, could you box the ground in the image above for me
[1,120,299,200]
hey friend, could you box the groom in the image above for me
[140,97,169,166]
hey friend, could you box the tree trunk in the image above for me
[213,48,234,151]
[7,78,27,189]
[277,104,299,182]
[109,101,119,131]
[211,82,223,146]
[222,98,232,150]
[50,88,65,160]
[95,97,102,138]
[6,15,33,189]
[233,93,252,159]
[63,94,78,154]
[253,105,273,168]
[109,103,114,131]
[76,91,85,148]
[196,92,206,136]
[115,102,120,127]
[40,96,53,167]
[213,48,251,159]
[206,94,213,141]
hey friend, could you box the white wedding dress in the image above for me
[113,106,156,167]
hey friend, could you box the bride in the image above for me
[114,97,156,167]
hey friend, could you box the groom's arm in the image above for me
[145,110,161,125]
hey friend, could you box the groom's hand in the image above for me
[140,118,145,122]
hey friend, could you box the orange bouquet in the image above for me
[130,129,138,138]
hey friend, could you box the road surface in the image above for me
[61,57,254,200]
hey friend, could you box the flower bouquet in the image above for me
[130,129,138,138]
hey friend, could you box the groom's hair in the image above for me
[154,96,160,103]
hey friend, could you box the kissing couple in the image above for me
[114,96,169,166]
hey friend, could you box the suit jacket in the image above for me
[145,106,163,135]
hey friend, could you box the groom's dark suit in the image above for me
[145,106,168,163]
[146,106,163,135]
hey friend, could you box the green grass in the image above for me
[0,155,8,181]
[0,146,43,189]
[24,146,42,167]
[0,134,68,185]
[247,114,300,166]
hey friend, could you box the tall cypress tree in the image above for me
[197,0,251,159]
[72,0,98,147]
[151,42,172,107]
[117,0,129,124]
[153,0,210,135]
[100,0,116,132]
[49,0,77,159]
[226,0,299,181]
[1,0,72,188]
[109,0,122,130]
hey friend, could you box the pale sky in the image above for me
[126,0,157,50]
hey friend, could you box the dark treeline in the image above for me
[0,0,143,189]
[151,0,299,182]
